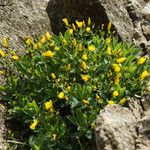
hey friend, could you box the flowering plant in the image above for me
[0,18,149,149]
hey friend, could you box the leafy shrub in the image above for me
[0,18,149,149]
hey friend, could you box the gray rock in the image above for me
[0,104,7,150]
[0,0,51,50]
[0,0,51,148]
[141,94,150,111]
[136,110,150,150]
[95,104,137,150]
[128,98,144,120]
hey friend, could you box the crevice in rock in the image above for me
[46,0,111,34]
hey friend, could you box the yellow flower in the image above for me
[67,86,71,92]
[46,31,51,41]
[0,70,5,75]
[82,99,89,105]
[88,17,91,26]
[52,134,57,141]
[119,98,126,105]
[117,57,126,63]
[79,43,83,51]
[62,18,69,26]
[82,61,87,70]
[0,70,4,75]
[108,100,115,105]
[96,95,100,99]
[137,57,146,65]
[114,66,121,73]
[51,73,56,80]
[107,22,112,31]
[117,49,122,56]
[12,55,19,60]
[114,78,120,85]
[25,38,32,46]
[85,27,91,32]
[0,49,6,57]
[69,29,73,35]
[113,91,119,97]
[42,51,54,58]
[107,47,112,55]
[40,35,46,44]
[30,119,38,130]
[105,38,111,44]
[37,42,42,49]
[72,23,76,31]
[58,92,64,99]
[66,64,71,71]
[45,100,54,112]
[33,43,38,50]
[73,38,77,47]
[140,70,149,80]
[91,123,96,129]
[63,39,67,46]
[2,37,8,48]
[76,20,83,28]
[82,54,88,61]
[112,64,121,73]
[81,75,89,82]
[88,45,95,51]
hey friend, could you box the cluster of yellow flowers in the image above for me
[0,38,19,60]
[45,100,54,112]
[1,17,149,136]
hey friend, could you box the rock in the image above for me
[136,109,150,150]
[95,104,137,150]
[128,98,144,120]
[95,96,150,150]
[0,0,51,148]
[0,0,51,50]
[0,104,7,150]
[140,94,150,111]
[46,0,150,54]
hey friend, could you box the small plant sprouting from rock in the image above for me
[0,18,149,149]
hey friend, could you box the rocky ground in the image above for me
[95,95,150,150]
[0,0,150,149]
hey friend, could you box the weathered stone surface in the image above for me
[95,96,150,150]
[95,105,137,150]
[136,110,150,150]
[128,98,144,120]
[141,94,150,111]
[124,0,150,54]
[0,0,51,50]
[0,104,7,150]
[0,0,51,148]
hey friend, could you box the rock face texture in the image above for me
[0,0,51,50]
[0,104,7,150]
[95,96,150,150]
[47,0,150,54]
[95,105,137,150]
[0,0,51,148]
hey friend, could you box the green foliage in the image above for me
[0,18,149,149]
